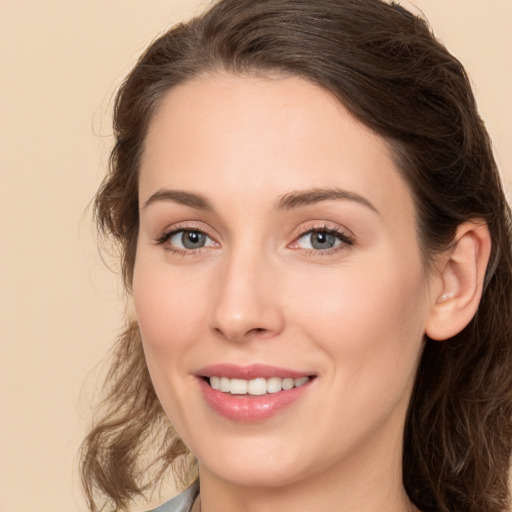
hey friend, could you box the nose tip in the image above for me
[212,311,281,342]
[208,259,285,343]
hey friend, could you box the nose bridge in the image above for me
[209,241,283,341]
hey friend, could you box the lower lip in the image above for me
[198,378,313,422]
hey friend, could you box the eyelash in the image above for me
[155,223,214,256]
[155,223,354,257]
[292,224,354,256]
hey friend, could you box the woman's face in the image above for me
[134,73,434,489]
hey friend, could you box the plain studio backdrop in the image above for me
[0,1,511,511]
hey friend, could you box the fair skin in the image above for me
[133,73,490,512]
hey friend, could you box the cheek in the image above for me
[290,255,428,390]
[132,255,208,363]
[132,255,210,440]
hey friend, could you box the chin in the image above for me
[201,458,307,489]
[194,434,322,489]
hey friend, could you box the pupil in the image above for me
[311,231,335,250]
[182,231,205,249]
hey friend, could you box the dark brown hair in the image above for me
[81,1,512,511]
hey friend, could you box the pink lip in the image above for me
[196,364,315,423]
[197,363,311,379]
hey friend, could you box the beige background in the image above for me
[1,1,510,511]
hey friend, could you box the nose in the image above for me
[208,248,285,342]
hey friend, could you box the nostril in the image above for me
[246,327,270,337]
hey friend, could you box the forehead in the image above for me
[139,72,414,225]
[144,73,386,162]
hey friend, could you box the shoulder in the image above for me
[147,482,199,512]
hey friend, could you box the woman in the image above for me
[80,1,512,511]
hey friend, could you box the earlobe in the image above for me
[425,221,491,341]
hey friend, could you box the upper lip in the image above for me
[196,363,314,380]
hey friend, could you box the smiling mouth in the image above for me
[198,367,316,421]
[206,376,312,396]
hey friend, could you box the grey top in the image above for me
[148,482,199,512]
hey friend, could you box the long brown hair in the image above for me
[81,1,512,511]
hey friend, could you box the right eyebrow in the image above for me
[142,189,213,211]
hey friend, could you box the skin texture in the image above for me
[132,73,471,512]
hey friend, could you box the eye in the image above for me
[162,229,217,251]
[292,226,353,252]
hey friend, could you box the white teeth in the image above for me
[208,375,310,395]
[248,378,267,396]
[282,377,294,390]
[220,377,230,392]
[229,378,248,395]
[266,377,282,393]
[294,377,309,387]
[210,376,221,390]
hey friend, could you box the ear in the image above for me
[425,221,492,341]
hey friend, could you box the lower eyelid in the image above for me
[301,247,346,257]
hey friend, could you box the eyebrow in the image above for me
[142,187,379,215]
[143,189,213,210]
[276,188,379,215]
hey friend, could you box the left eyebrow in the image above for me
[276,188,380,215]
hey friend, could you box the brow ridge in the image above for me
[276,188,379,214]
[143,187,378,215]
[143,189,213,210]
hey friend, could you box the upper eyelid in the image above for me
[295,229,352,244]
[161,221,213,236]
[293,221,354,238]
[154,220,354,246]
[155,222,216,244]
